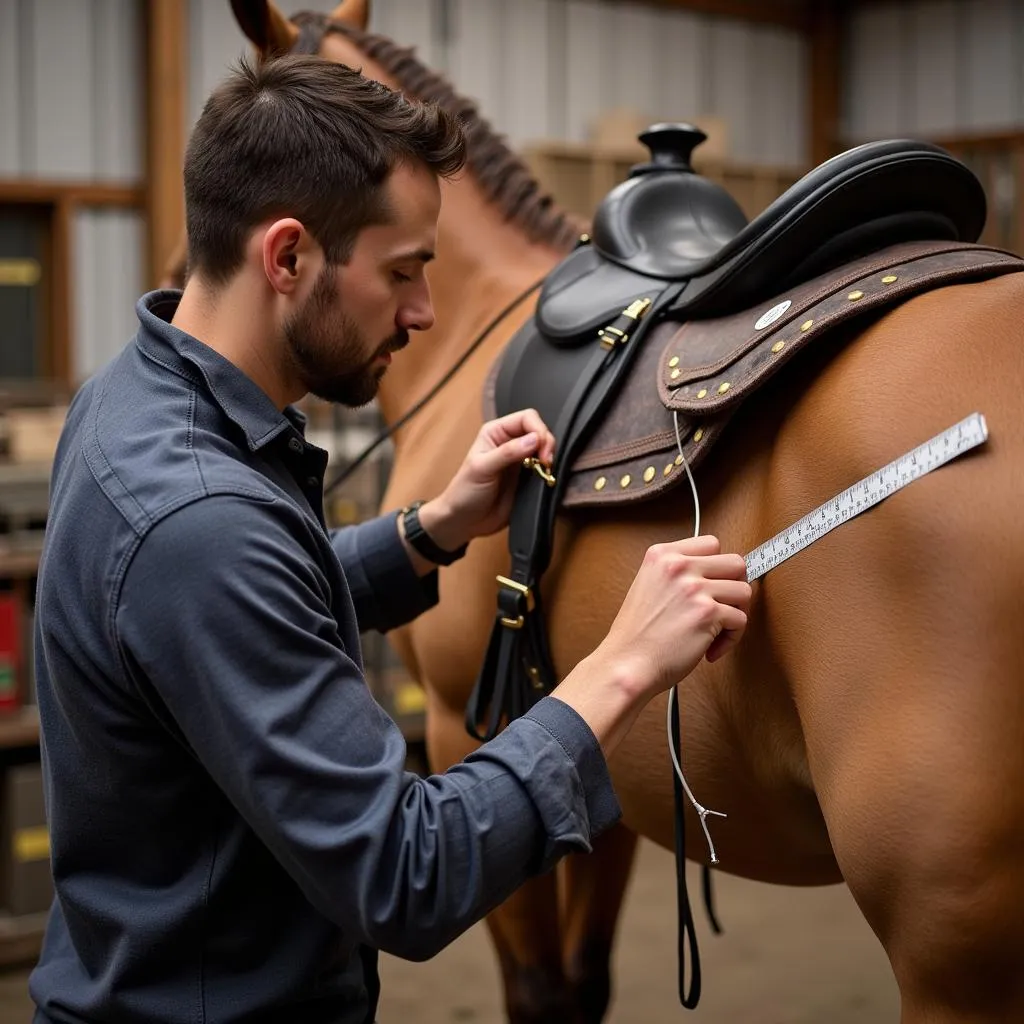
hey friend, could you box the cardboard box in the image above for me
[3,406,67,465]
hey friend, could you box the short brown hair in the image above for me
[183,54,466,285]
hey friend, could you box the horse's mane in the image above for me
[294,10,585,253]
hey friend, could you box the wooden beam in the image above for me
[624,0,811,32]
[49,199,72,388]
[144,0,188,291]
[808,1,842,165]
[0,182,143,207]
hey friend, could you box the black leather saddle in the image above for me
[493,128,988,503]
[537,125,986,346]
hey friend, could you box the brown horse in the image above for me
[199,4,1024,1021]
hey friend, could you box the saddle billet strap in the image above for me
[671,685,702,1009]
[465,285,683,742]
[467,338,634,739]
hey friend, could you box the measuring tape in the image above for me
[744,412,989,582]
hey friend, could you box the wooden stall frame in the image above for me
[0,183,143,390]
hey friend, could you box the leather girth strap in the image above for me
[466,274,711,1006]
[465,284,684,741]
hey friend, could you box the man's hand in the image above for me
[414,410,556,559]
[551,535,752,758]
[597,535,751,692]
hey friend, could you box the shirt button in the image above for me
[288,437,304,454]
[306,476,320,488]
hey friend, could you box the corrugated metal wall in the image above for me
[187,0,809,168]
[7,0,1024,383]
[843,0,1024,142]
[0,0,142,180]
[72,209,144,382]
[0,0,145,384]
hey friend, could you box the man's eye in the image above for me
[393,270,412,283]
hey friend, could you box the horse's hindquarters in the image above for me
[759,273,1024,1019]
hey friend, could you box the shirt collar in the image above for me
[134,289,303,451]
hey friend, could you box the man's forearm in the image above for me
[548,650,653,762]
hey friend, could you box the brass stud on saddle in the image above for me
[800,319,814,332]
[771,340,786,354]
[643,466,656,483]
[663,463,674,476]
[668,355,680,368]
[670,368,681,380]
[848,289,864,301]
[693,428,704,443]
[619,474,631,488]
[718,382,731,395]
[696,388,708,399]
[674,453,684,465]
[594,475,607,491]
[881,274,898,284]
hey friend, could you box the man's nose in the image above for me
[396,282,435,333]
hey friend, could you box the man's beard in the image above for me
[284,266,408,407]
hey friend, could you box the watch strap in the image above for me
[400,500,468,566]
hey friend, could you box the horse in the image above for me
[186,4,1024,1021]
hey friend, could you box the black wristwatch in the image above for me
[399,500,468,566]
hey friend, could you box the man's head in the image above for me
[182,54,466,405]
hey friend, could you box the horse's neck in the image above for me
[375,180,566,441]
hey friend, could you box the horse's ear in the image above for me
[229,0,299,57]
[329,0,369,30]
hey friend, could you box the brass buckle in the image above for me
[496,575,534,630]
[624,297,653,320]
[598,325,627,350]
[522,457,556,487]
[597,297,653,350]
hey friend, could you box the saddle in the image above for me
[467,125,1024,1008]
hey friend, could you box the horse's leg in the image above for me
[423,697,573,1023]
[774,281,1024,1021]
[557,824,639,1024]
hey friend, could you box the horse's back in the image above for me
[543,269,1024,885]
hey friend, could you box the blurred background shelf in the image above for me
[0,708,39,752]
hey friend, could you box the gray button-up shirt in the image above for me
[29,291,620,1023]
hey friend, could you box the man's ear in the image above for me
[261,218,317,295]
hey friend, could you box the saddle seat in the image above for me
[591,124,750,280]
[538,127,989,345]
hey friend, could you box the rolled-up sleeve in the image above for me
[330,512,438,634]
[115,494,620,961]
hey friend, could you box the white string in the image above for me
[667,410,727,865]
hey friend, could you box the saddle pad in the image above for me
[484,240,1024,510]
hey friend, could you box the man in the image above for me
[30,55,751,1023]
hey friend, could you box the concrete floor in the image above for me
[0,841,900,1022]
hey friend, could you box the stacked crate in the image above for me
[0,388,63,957]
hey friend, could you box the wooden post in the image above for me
[808,1,843,167]
[49,200,72,386]
[144,0,188,290]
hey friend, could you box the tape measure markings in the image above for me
[744,412,989,582]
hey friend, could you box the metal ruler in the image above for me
[744,412,989,582]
